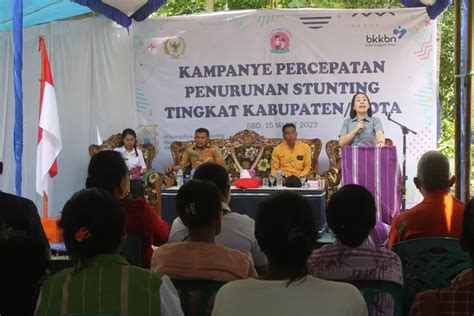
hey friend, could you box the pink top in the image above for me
[151,241,257,281]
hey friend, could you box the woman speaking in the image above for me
[339,92,385,147]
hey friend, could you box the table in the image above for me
[161,186,327,233]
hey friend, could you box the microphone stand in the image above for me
[385,113,417,212]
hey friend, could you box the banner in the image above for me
[134,8,437,207]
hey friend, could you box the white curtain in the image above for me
[0,17,136,217]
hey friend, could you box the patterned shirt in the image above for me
[388,191,464,248]
[35,254,183,316]
[271,140,311,177]
[180,144,225,170]
[410,269,474,315]
[151,241,257,281]
[308,239,403,316]
[339,116,383,146]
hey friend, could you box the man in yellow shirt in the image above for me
[166,128,225,173]
[271,123,311,177]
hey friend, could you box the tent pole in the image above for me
[455,0,463,199]
[465,0,473,201]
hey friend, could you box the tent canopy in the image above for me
[0,0,91,32]
[0,0,167,31]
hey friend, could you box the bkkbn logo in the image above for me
[366,34,397,44]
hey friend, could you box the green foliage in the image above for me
[154,0,455,159]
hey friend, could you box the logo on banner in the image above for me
[365,26,406,47]
[164,36,186,59]
[270,31,291,54]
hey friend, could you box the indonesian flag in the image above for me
[36,36,62,199]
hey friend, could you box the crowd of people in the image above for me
[0,92,472,315]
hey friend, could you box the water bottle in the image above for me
[276,169,283,187]
[176,169,184,187]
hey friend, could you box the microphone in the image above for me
[385,112,391,120]
[357,118,364,134]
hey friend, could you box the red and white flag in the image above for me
[36,36,61,201]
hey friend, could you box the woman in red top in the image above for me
[86,150,169,268]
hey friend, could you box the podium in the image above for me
[341,146,402,245]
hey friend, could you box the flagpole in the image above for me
[42,194,48,219]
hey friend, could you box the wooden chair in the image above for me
[171,278,227,316]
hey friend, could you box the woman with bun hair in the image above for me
[308,184,402,316]
[35,188,183,316]
[212,191,367,316]
[86,150,169,268]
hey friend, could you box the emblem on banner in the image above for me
[270,31,291,54]
[164,36,186,59]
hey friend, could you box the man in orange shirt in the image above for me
[388,151,464,248]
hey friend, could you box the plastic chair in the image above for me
[392,237,470,306]
[171,278,227,316]
[342,280,404,316]
[121,236,142,267]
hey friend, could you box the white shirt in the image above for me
[160,275,185,316]
[212,276,368,316]
[168,202,267,267]
[114,146,146,171]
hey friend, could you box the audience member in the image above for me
[388,150,463,248]
[0,234,48,316]
[308,184,402,315]
[212,191,367,316]
[271,123,311,179]
[168,162,267,273]
[0,161,50,256]
[151,179,256,281]
[410,198,474,315]
[166,128,225,174]
[114,128,146,198]
[86,150,169,268]
[34,188,183,316]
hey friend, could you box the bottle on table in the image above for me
[176,169,184,187]
[276,169,283,187]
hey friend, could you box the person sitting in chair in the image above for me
[409,198,474,315]
[270,123,311,181]
[34,188,183,316]
[308,184,403,316]
[212,191,367,316]
[388,150,464,248]
[151,179,256,281]
[166,128,225,175]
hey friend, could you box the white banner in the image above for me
[133,8,437,207]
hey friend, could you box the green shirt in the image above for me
[35,254,182,316]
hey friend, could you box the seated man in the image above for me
[0,161,50,257]
[308,184,403,316]
[168,162,267,274]
[409,198,474,315]
[271,123,311,178]
[166,128,225,174]
[388,150,464,248]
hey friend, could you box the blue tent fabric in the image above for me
[73,0,167,28]
[399,0,452,19]
[0,0,91,32]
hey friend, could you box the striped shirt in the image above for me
[308,239,403,316]
[35,254,183,316]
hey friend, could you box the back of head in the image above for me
[462,199,474,257]
[326,184,376,247]
[417,150,450,191]
[86,150,128,194]
[193,162,229,199]
[60,188,125,260]
[255,191,316,284]
[176,179,222,229]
